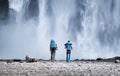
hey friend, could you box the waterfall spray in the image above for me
[0,0,120,59]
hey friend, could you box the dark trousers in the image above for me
[51,50,56,61]
[66,52,71,62]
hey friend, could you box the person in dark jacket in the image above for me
[64,40,73,62]
[50,40,57,62]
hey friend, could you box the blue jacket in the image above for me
[64,42,72,50]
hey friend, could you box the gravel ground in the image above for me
[0,61,120,76]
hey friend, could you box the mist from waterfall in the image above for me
[0,0,120,59]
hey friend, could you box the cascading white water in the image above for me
[78,0,120,58]
[0,0,120,59]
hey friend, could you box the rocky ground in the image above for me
[0,60,120,76]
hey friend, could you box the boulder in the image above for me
[115,59,120,63]
[25,55,38,62]
[96,58,103,61]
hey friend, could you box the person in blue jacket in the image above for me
[50,40,57,62]
[64,40,73,62]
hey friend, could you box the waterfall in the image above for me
[79,0,120,58]
[0,0,120,59]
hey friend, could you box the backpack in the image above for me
[50,40,56,49]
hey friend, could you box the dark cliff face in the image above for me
[0,0,9,20]
[68,0,86,41]
[24,0,39,22]
[0,0,9,25]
